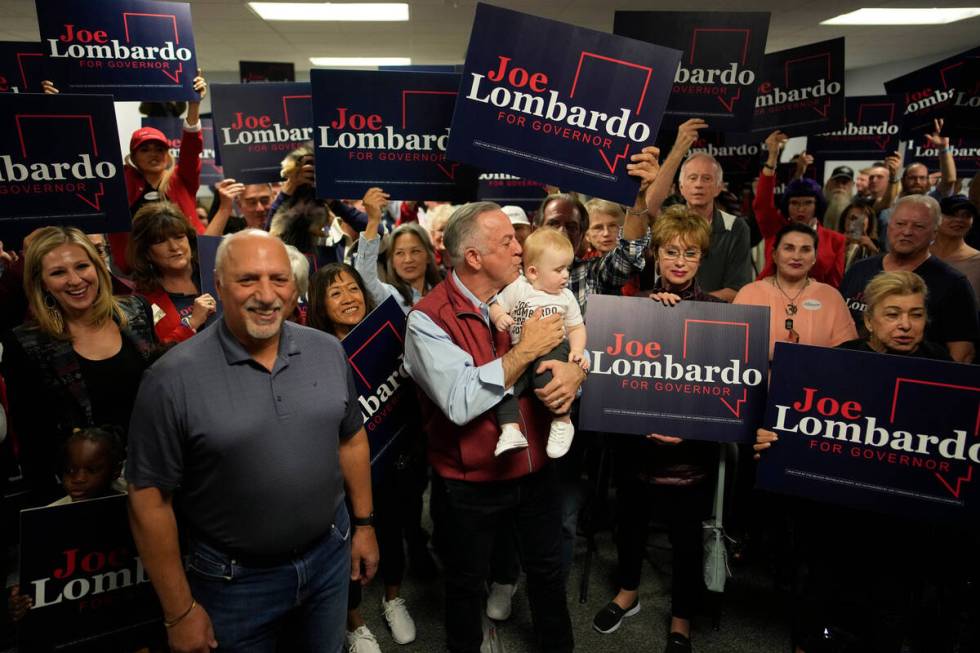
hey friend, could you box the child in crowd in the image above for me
[7,426,125,621]
[489,228,588,459]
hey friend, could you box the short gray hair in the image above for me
[680,152,724,185]
[214,228,283,282]
[443,201,501,267]
[284,244,310,300]
[893,194,941,227]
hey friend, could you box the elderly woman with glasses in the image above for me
[734,223,856,359]
[593,205,721,653]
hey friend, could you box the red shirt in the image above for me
[753,173,846,288]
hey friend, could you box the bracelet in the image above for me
[179,317,197,333]
[164,599,197,629]
[762,163,776,170]
[939,147,949,154]
[626,207,648,216]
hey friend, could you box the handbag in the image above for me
[702,444,732,593]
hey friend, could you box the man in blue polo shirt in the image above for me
[127,229,377,653]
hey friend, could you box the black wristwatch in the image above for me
[353,513,375,528]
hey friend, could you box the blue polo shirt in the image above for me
[127,319,362,556]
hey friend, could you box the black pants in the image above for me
[494,339,570,424]
[442,466,573,653]
[792,502,971,653]
[615,476,711,621]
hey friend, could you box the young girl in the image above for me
[489,228,588,459]
[8,426,124,620]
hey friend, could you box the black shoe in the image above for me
[592,598,640,634]
[664,632,692,653]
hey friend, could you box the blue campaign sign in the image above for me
[746,38,846,139]
[580,294,770,443]
[311,69,478,201]
[211,82,312,184]
[142,116,223,186]
[19,495,161,649]
[477,172,549,210]
[757,343,980,522]
[0,93,130,242]
[448,3,680,205]
[614,11,771,132]
[806,95,904,160]
[0,41,44,93]
[885,47,980,140]
[904,134,980,177]
[35,0,199,101]
[342,296,418,479]
[196,234,221,316]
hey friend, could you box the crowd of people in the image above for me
[0,79,979,653]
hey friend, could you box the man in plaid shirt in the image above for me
[539,147,660,313]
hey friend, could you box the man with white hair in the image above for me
[127,229,378,652]
[840,195,978,362]
[644,119,754,301]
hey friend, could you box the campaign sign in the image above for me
[342,296,417,480]
[580,295,770,443]
[806,95,904,160]
[211,82,312,184]
[0,41,44,93]
[311,69,478,201]
[757,343,980,522]
[196,234,221,315]
[19,495,161,649]
[240,60,295,83]
[0,93,130,242]
[904,134,980,177]
[448,3,680,205]
[884,47,980,139]
[477,172,549,210]
[614,11,770,132]
[747,38,845,138]
[675,130,763,191]
[142,116,222,186]
[35,0,199,101]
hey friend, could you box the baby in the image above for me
[489,228,588,459]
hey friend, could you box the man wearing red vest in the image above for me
[405,202,584,653]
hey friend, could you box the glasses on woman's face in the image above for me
[659,247,701,262]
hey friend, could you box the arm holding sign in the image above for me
[642,119,708,220]
[203,179,243,236]
[927,119,957,196]
[755,132,788,243]
[355,188,403,309]
[753,428,778,460]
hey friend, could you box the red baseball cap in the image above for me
[129,127,169,153]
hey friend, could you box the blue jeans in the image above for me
[184,503,351,653]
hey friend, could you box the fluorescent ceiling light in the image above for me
[310,57,412,67]
[821,7,980,25]
[249,3,409,21]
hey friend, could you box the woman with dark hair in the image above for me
[0,227,157,503]
[838,198,880,271]
[355,188,443,313]
[755,131,847,286]
[735,223,856,358]
[127,202,217,343]
[308,261,423,652]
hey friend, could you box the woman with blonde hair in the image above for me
[0,227,157,504]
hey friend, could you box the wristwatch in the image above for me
[353,513,375,528]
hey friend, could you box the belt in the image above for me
[190,526,333,569]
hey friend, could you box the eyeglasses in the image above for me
[659,247,701,262]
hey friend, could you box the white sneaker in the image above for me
[346,626,382,653]
[382,596,417,644]
[494,423,528,457]
[546,420,575,458]
[486,581,518,621]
